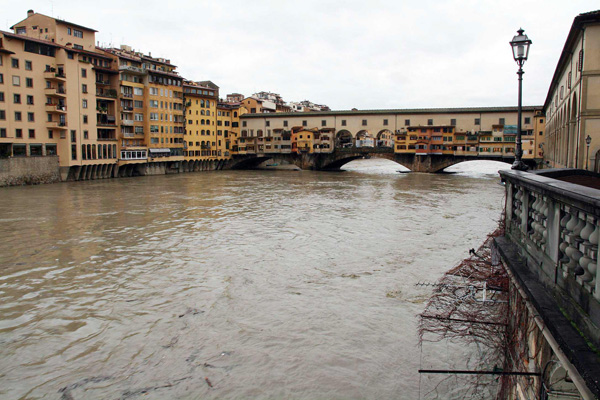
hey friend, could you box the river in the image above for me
[0,159,508,399]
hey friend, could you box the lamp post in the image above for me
[510,28,532,171]
[586,135,592,170]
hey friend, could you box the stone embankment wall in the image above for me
[0,157,61,187]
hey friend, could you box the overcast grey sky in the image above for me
[4,0,598,110]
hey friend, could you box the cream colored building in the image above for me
[1,10,118,180]
[544,10,600,171]
[240,106,544,161]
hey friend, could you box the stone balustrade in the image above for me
[500,168,600,345]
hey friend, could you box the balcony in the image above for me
[96,88,118,99]
[47,121,68,129]
[45,87,67,97]
[45,103,67,114]
[97,114,116,126]
[44,70,66,81]
[95,79,111,86]
[118,65,146,75]
[121,120,134,126]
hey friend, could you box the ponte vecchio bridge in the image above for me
[227,106,545,172]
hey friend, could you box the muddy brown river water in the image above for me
[0,160,507,399]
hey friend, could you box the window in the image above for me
[83,115,88,124]
[322,120,327,127]
[149,100,158,108]
[0,92,3,102]
[26,78,33,88]
[48,130,53,139]
[68,52,74,60]
[265,120,270,127]
[28,129,35,138]
[16,128,22,138]
[134,100,143,108]
[362,119,367,126]
[405,119,410,126]
[84,130,89,139]
[13,76,20,86]
[283,120,288,127]
[427,119,433,126]
[474,118,480,125]
[0,110,4,120]
[134,87,143,96]
[67,27,72,35]
[302,120,307,127]
[81,68,87,78]
[0,73,3,84]
[0,128,5,138]
[11,58,19,68]
[71,144,77,160]
[451,118,456,126]
[499,118,505,125]
[82,84,87,93]
[74,29,83,38]
[82,99,87,108]
[70,130,76,142]
[26,95,33,105]
[14,94,21,103]
[27,112,34,122]
[25,60,32,70]
[524,117,531,124]
[150,87,158,95]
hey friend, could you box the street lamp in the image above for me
[586,135,592,170]
[510,28,532,171]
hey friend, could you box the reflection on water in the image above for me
[0,161,504,399]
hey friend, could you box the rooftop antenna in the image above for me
[50,0,54,17]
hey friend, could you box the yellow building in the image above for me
[183,80,219,163]
[103,45,185,174]
[217,102,244,158]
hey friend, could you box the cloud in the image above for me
[5,0,598,109]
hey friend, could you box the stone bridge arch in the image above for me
[228,156,273,169]
[336,130,353,148]
[377,129,395,148]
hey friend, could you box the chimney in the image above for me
[27,9,34,17]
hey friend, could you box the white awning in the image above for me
[149,148,171,154]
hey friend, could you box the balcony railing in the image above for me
[45,103,67,113]
[96,89,118,98]
[45,87,66,97]
[501,169,600,340]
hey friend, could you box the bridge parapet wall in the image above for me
[499,169,600,397]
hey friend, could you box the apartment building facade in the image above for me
[544,10,600,171]
[1,11,119,180]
